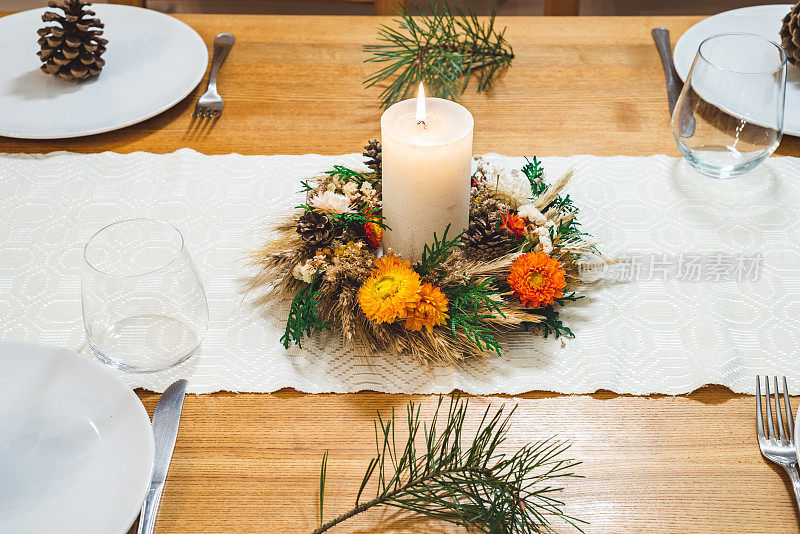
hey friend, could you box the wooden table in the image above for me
[3,13,799,533]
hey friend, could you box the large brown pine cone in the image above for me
[464,216,515,258]
[297,211,339,247]
[37,0,107,81]
[781,2,800,67]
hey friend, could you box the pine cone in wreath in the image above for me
[363,139,382,179]
[781,2,800,67]
[297,211,340,247]
[464,216,515,258]
[37,0,107,81]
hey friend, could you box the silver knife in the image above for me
[652,27,695,137]
[138,379,188,534]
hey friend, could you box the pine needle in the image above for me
[319,450,329,527]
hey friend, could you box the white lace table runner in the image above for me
[1,149,798,395]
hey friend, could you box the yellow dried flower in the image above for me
[358,254,421,324]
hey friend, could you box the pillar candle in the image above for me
[380,86,474,262]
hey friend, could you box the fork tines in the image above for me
[191,106,221,119]
[756,375,795,444]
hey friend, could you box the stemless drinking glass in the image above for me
[672,33,787,178]
[81,218,209,373]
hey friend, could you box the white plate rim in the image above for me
[0,4,209,140]
[0,339,155,533]
[672,4,797,135]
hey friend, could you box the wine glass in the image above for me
[672,33,787,179]
[81,218,208,373]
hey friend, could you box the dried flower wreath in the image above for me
[247,141,595,364]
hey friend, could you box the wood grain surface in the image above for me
[4,14,799,157]
[133,387,800,533]
[3,12,799,533]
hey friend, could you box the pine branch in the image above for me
[364,2,515,108]
[449,311,503,356]
[537,306,574,339]
[553,214,587,244]
[415,224,464,277]
[281,276,330,348]
[313,395,585,533]
[520,158,584,245]
[546,193,578,217]
[521,156,547,197]
[446,279,506,356]
[326,165,377,185]
[328,211,389,230]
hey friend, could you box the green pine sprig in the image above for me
[328,210,389,230]
[364,2,515,108]
[521,156,546,197]
[313,395,585,534]
[446,279,506,356]
[553,213,588,244]
[537,293,583,339]
[538,308,573,339]
[326,165,378,186]
[300,180,315,193]
[281,276,330,348]
[415,224,464,277]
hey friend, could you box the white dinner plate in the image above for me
[0,4,208,139]
[0,340,154,534]
[673,4,800,136]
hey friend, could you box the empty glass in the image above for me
[672,33,787,179]
[81,219,208,373]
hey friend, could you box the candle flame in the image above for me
[416,83,426,126]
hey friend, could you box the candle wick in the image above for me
[417,120,427,128]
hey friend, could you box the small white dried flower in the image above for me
[291,263,304,281]
[535,235,554,254]
[517,203,546,225]
[534,226,550,238]
[360,181,374,194]
[292,258,323,283]
[489,166,530,209]
[310,251,329,269]
[343,181,359,198]
[326,182,336,192]
[299,264,316,283]
[308,191,353,214]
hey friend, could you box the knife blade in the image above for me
[651,27,696,137]
[137,379,188,534]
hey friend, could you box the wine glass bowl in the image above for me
[81,218,208,373]
[672,33,787,179]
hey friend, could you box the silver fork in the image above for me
[756,375,800,509]
[192,33,235,119]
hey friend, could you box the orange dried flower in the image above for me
[507,252,566,308]
[405,283,449,334]
[364,220,383,249]
[358,254,421,324]
[500,211,526,236]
